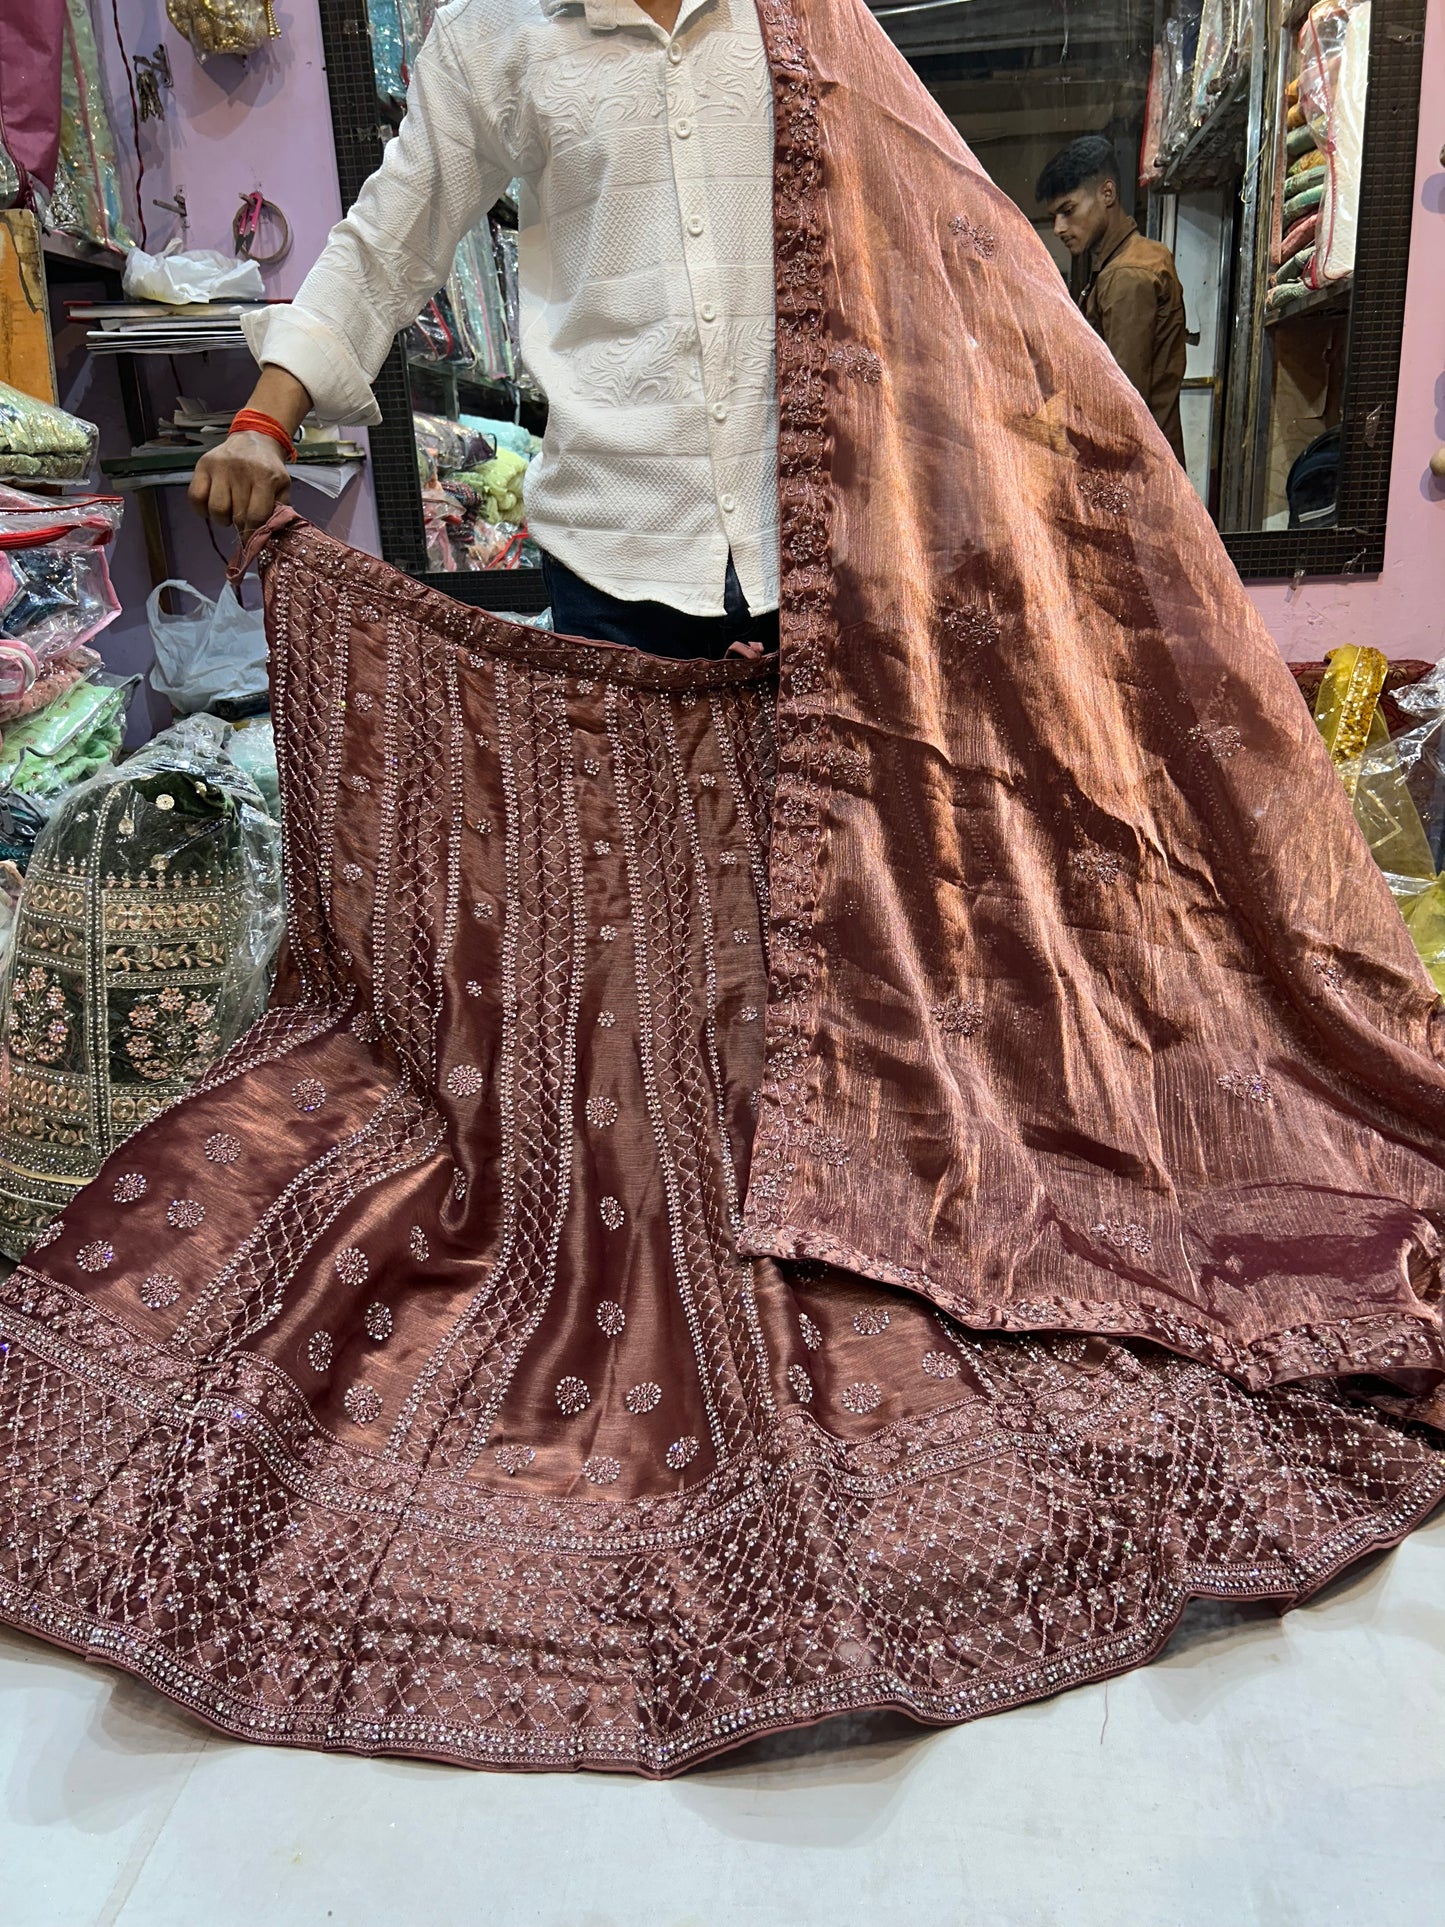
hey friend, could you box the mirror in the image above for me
[319,0,1425,596]
[874,0,1426,576]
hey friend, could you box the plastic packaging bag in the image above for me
[166,0,280,59]
[147,577,269,713]
[0,380,98,482]
[0,713,284,1254]
[49,0,135,252]
[1316,647,1445,997]
[0,486,122,663]
[0,672,133,801]
[1299,0,1370,288]
[123,245,265,306]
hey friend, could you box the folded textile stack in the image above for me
[1269,0,1370,316]
[0,382,98,483]
[0,486,131,864]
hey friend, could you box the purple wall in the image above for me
[63,0,379,731]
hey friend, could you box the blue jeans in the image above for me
[541,551,779,660]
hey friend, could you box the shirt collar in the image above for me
[1093,216,1140,273]
[538,0,710,32]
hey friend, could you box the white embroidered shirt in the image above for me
[242,0,779,615]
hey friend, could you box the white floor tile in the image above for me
[2,1506,1441,1927]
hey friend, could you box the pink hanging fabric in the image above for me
[0,0,67,200]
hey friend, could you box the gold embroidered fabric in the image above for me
[0,0,1441,1775]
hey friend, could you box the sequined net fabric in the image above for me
[0,0,1443,1773]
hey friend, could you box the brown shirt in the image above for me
[1082,219,1187,464]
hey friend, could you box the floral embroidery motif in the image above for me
[719,851,739,867]
[1071,843,1124,887]
[1092,1220,1154,1258]
[472,818,494,837]
[840,1381,882,1415]
[364,1302,394,1341]
[343,1384,382,1425]
[334,1247,369,1289]
[347,774,372,794]
[828,341,883,383]
[625,1382,662,1415]
[581,758,601,776]
[76,1240,114,1273]
[932,997,985,1038]
[1218,1070,1277,1106]
[698,773,717,790]
[471,901,495,922]
[351,691,375,713]
[597,1011,617,1029]
[409,1226,430,1264]
[340,862,364,883]
[593,840,612,856]
[1187,722,1243,761]
[853,1307,891,1337]
[922,1350,962,1380]
[494,1444,534,1476]
[6,967,71,1064]
[599,925,618,943]
[451,1168,468,1201]
[1078,472,1131,516]
[139,1272,180,1309]
[786,1364,814,1404]
[596,1300,626,1337]
[123,988,221,1083]
[732,929,752,946]
[555,1376,591,1416]
[938,603,999,651]
[306,1330,334,1372]
[352,1013,379,1043]
[112,1172,148,1204]
[465,981,484,997]
[292,1079,327,1113]
[740,1006,760,1023]
[948,210,997,258]
[799,1313,822,1350]
[665,1436,700,1470]
[30,1221,63,1252]
[1312,958,1345,992]
[166,1199,205,1230]
[204,1132,241,1165]
[474,731,489,749]
[585,1096,619,1128]
[446,1065,484,1098]
[584,1455,621,1486]
[599,1197,626,1231]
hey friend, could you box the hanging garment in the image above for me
[0,0,1442,1775]
[0,0,67,202]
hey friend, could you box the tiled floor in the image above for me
[3,1505,1441,1927]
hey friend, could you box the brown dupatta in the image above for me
[744,0,1445,1404]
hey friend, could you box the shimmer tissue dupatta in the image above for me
[0,0,1441,1776]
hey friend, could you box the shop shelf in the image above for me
[1265,277,1352,325]
[1157,67,1251,191]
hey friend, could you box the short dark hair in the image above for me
[1035,136,1119,204]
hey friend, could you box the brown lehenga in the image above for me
[0,0,1443,1775]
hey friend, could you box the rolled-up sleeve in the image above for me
[241,15,514,425]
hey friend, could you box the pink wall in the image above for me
[1247,0,1445,662]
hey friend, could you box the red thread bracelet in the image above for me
[230,409,297,463]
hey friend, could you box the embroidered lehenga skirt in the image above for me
[0,518,1439,1775]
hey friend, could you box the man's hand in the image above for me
[189,431,292,539]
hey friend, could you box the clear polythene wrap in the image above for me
[0,713,283,1256]
[0,486,122,665]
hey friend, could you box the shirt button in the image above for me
[668,42,682,61]
[711,402,728,422]
[700,302,717,322]
[721,493,737,513]
[687,215,704,237]
[675,118,692,138]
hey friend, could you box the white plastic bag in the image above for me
[147,578,269,714]
[123,246,265,306]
